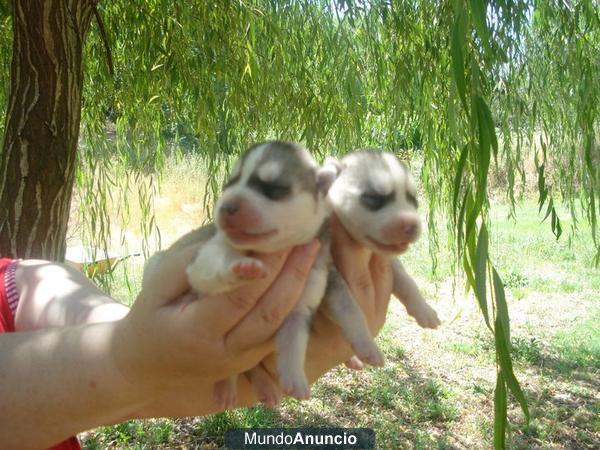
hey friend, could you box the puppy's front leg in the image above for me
[391,259,440,328]
[323,270,384,367]
[187,234,267,295]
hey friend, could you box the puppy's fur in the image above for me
[144,141,336,407]
[248,150,439,405]
[326,150,440,335]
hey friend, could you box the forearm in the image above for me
[135,323,350,418]
[15,260,128,330]
[135,375,260,418]
[0,320,152,449]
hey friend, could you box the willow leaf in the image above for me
[474,223,491,330]
[494,371,507,450]
[470,0,491,55]
[453,144,469,224]
[451,5,468,112]
[494,268,530,422]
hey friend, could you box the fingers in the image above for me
[191,249,292,336]
[330,214,369,257]
[330,216,373,307]
[331,214,393,333]
[224,240,321,352]
[369,255,394,332]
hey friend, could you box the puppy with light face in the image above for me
[180,141,337,407]
[326,150,440,338]
[246,150,439,405]
[186,141,331,294]
[328,151,422,255]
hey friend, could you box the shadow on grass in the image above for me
[505,320,600,448]
[302,356,466,449]
[511,380,600,449]
[191,349,467,449]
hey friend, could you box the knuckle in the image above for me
[292,265,309,284]
[260,305,284,326]
[225,292,254,311]
[354,271,373,297]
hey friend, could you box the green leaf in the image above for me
[551,208,562,240]
[474,223,491,330]
[494,371,507,450]
[457,188,472,252]
[451,5,468,112]
[478,95,498,158]
[475,96,492,183]
[493,268,530,422]
[453,144,469,224]
[463,252,476,293]
[542,197,554,222]
[537,163,547,213]
[470,0,492,55]
[493,268,510,342]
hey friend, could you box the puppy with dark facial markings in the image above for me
[185,141,332,295]
[144,141,337,408]
[324,150,441,363]
[247,151,438,405]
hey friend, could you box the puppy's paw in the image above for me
[279,371,310,400]
[230,258,268,280]
[214,378,237,410]
[411,303,441,329]
[352,340,385,367]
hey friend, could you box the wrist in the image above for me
[110,313,167,396]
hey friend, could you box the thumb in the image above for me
[141,244,200,304]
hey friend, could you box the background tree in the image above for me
[0,0,598,447]
[0,0,96,259]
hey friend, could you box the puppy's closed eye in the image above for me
[249,175,291,200]
[360,192,395,211]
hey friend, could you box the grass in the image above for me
[76,158,599,449]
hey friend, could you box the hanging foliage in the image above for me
[1,0,598,447]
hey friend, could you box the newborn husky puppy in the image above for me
[185,141,331,295]
[247,150,440,405]
[326,150,441,341]
[146,141,336,408]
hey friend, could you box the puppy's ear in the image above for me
[316,157,343,194]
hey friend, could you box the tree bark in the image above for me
[0,0,94,260]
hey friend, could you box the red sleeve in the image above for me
[0,259,82,450]
[0,258,17,333]
[47,436,82,450]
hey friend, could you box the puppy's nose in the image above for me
[402,222,418,240]
[221,201,240,216]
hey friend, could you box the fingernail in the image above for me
[302,239,321,257]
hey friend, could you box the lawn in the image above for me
[76,159,599,449]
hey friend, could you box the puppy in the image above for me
[247,150,440,405]
[325,150,440,343]
[145,141,336,407]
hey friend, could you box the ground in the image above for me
[75,159,599,449]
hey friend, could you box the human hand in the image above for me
[113,239,321,390]
[307,214,394,374]
[256,214,394,392]
[131,215,393,416]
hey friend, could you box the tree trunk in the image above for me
[0,0,94,260]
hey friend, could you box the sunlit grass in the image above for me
[79,157,599,449]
